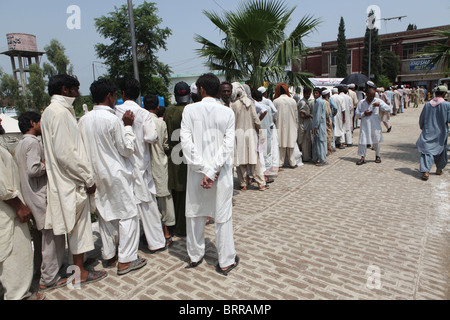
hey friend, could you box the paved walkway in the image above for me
[41,103,449,300]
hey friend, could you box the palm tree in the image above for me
[195,0,320,89]
[417,28,450,77]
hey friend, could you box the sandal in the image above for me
[216,256,240,276]
[375,156,382,163]
[436,170,443,175]
[356,158,366,165]
[117,257,147,276]
[422,172,429,181]
[39,277,68,292]
[77,270,107,287]
[185,257,203,269]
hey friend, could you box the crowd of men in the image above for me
[0,71,448,300]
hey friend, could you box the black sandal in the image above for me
[375,156,381,163]
[216,256,240,276]
[185,257,204,269]
[356,158,366,165]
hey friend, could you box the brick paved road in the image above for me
[41,104,449,300]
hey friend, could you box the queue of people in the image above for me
[0,72,448,300]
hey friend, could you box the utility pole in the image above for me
[127,0,141,103]
[367,9,376,80]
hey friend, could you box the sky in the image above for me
[0,0,449,95]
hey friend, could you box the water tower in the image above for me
[1,33,45,94]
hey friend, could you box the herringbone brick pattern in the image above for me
[42,104,449,300]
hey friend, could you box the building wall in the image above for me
[301,25,449,90]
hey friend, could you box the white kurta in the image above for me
[149,112,170,198]
[115,100,159,202]
[331,94,345,138]
[274,94,299,148]
[340,93,353,132]
[78,105,138,222]
[41,95,95,235]
[355,98,391,145]
[180,97,235,224]
[0,145,23,262]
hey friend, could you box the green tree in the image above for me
[94,1,172,100]
[336,17,348,78]
[417,28,450,77]
[195,0,320,89]
[0,74,20,107]
[28,63,50,112]
[381,50,401,83]
[43,39,74,78]
[376,74,392,89]
[362,27,381,81]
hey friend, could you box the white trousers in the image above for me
[186,216,236,268]
[358,143,380,158]
[279,147,296,167]
[67,195,95,256]
[138,195,166,251]
[344,130,353,145]
[0,218,33,300]
[98,215,140,264]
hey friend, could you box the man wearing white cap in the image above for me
[338,86,354,146]
[355,81,390,165]
[330,88,346,149]
[258,86,279,172]
[347,84,359,131]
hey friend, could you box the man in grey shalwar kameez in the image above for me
[416,86,450,181]
[312,88,328,166]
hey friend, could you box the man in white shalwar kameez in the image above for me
[273,83,299,168]
[41,74,106,286]
[339,86,354,146]
[0,118,36,300]
[115,78,167,253]
[331,88,346,149]
[180,73,239,275]
[79,79,146,275]
[258,86,280,173]
[355,81,391,165]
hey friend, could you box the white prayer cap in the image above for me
[348,84,355,89]
[257,86,267,94]
[322,89,330,96]
[190,82,198,95]
[332,88,338,93]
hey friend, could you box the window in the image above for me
[402,44,414,59]
[330,51,352,66]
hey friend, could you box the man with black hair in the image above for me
[0,117,40,299]
[41,74,107,286]
[143,94,176,245]
[312,87,328,166]
[164,82,190,236]
[180,73,239,275]
[220,81,233,107]
[115,78,168,254]
[79,79,147,275]
[355,81,390,165]
[416,86,450,181]
[297,87,314,162]
[15,112,67,292]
